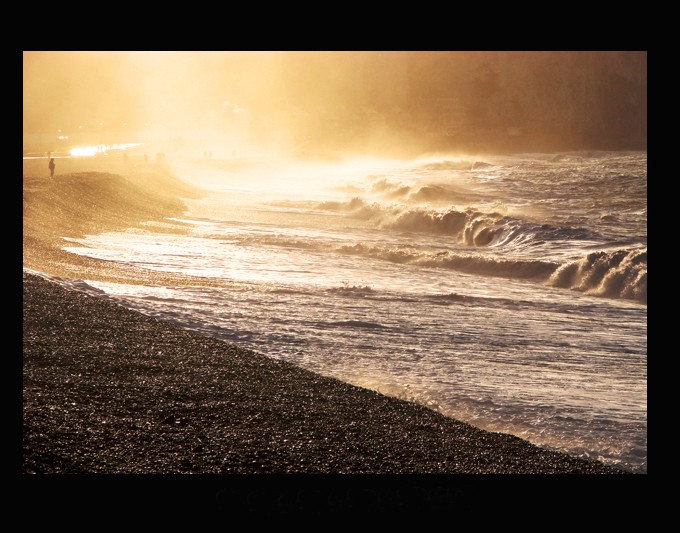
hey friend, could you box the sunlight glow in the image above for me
[70,143,143,157]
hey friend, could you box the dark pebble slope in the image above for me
[23,272,628,476]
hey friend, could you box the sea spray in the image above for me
[549,247,647,303]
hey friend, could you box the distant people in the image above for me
[48,158,55,178]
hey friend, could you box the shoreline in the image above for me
[22,163,632,477]
[23,270,627,475]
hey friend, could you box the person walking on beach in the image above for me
[48,158,55,178]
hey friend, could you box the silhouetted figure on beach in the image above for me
[48,158,55,178]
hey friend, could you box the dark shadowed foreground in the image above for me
[23,271,626,476]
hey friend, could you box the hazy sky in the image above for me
[23,51,391,129]
[23,51,647,154]
[23,51,423,153]
[24,51,264,132]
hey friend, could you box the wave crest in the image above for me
[337,243,558,281]
[317,198,524,246]
[548,247,647,303]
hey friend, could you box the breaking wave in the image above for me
[336,242,646,303]
[314,197,602,248]
[549,247,647,303]
[336,243,558,281]
[231,231,646,303]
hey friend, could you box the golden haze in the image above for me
[23,51,647,158]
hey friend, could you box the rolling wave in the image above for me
[336,242,559,280]
[549,247,647,303]
[367,178,481,205]
[314,197,602,248]
[366,174,490,205]
[336,242,646,302]
[229,230,646,303]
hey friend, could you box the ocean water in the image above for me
[52,150,647,473]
